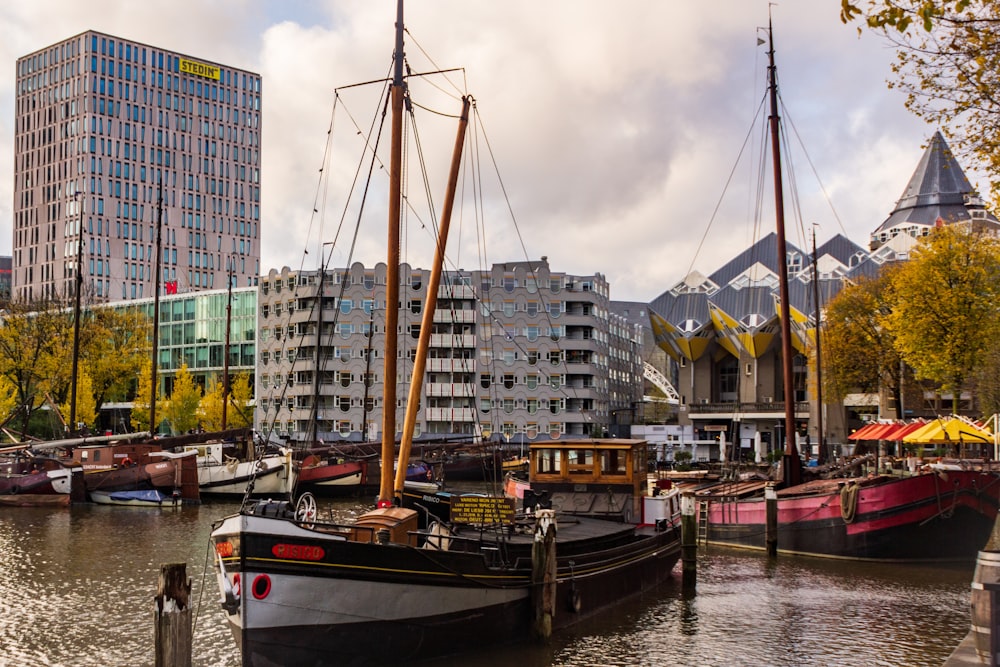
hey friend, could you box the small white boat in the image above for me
[184,443,295,497]
[90,489,182,507]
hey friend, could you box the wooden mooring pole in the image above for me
[154,562,192,667]
[765,483,778,557]
[531,509,557,640]
[680,492,697,588]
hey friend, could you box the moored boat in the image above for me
[185,441,295,498]
[210,5,680,663]
[690,466,1000,561]
[89,488,183,508]
[0,452,84,506]
[676,21,1000,563]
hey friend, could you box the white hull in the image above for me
[197,453,295,496]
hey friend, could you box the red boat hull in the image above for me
[702,470,1000,561]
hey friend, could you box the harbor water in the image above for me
[0,496,973,667]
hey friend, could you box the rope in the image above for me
[840,481,859,523]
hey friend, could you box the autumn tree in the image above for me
[821,270,906,415]
[0,301,72,437]
[81,306,151,410]
[0,375,19,435]
[60,369,97,432]
[199,371,254,431]
[886,226,1000,413]
[199,379,226,432]
[131,362,162,434]
[162,363,202,434]
[227,372,254,428]
[841,1,1000,202]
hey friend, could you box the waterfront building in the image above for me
[256,260,640,443]
[99,286,257,432]
[647,131,997,463]
[13,30,261,304]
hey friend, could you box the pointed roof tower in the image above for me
[870,131,999,250]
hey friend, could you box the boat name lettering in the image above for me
[420,495,441,503]
[272,543,325,561]
[179,58,220,81]
[450,496,515,525]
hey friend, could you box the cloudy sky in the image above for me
[0,1,974,302]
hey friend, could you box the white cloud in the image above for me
[0,1,950,302]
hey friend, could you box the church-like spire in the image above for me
[870,131,998,250]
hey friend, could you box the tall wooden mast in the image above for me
[766,20,801,487]
[394,95,471,500]
[378,0,406,506]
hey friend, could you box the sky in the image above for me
[0,0,976,303]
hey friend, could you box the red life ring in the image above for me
[251,574,271,600]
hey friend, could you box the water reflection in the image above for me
[0,500,973,667]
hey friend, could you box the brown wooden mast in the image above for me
[150,180,164,436]
[811,227,825,464]
[378,0,406,506]
[394,96,472,501]
[766,19,801,487]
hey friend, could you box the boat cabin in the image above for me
[527,439,648,521]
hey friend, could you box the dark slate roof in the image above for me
[708,232,806,286]
[844,256,883,282]
[813,234,868,272]
[788,275,845,318]
[648,291,711,331]
[872,131,997,235]
[710,284,776,326]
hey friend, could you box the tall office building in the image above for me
[13,30,261,303]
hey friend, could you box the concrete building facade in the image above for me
[256,260,641,444]
[13,30,261,304]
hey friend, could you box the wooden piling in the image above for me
[531,509,557,640]
[154,562,192,667]
[680,492,697,587]
[765,483,778,557]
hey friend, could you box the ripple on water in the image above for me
[0,500,975,667]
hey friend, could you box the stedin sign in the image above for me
[179,58,220,81]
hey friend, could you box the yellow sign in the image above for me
[179,58,220,81]
[450,495,515,525]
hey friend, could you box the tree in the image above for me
[228,372,255,429]
[198,379,226,432]
[60,369,97,433]
[131,362,163,434]
[841,1,1000,202]
[82,306,151,410]
[886,226,1000,412]
[821,271,906,414]
[0,301,71,438]
[199,371,255,432]
[162,363,202,434]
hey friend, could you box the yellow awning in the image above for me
[901,418,994,445]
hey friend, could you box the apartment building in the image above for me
[256,260,641,443]
[13,30,261,303]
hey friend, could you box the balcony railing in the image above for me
[686,401,810,414]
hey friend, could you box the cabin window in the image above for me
[600,450,627,476]
[535,449,561,475]
[566,449,594,475]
